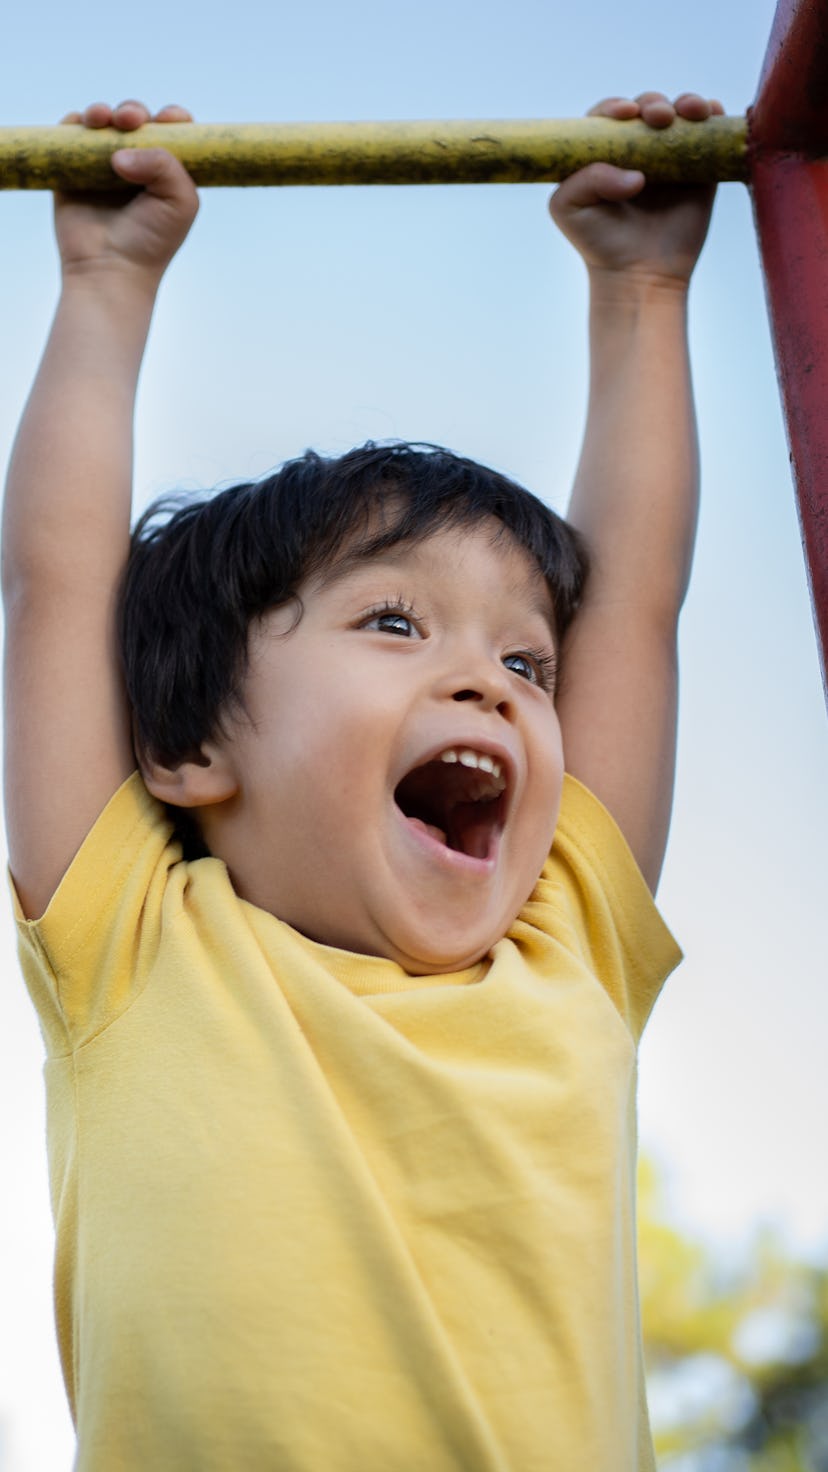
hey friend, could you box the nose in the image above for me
[452,687,513,719]
[449,657,515,720]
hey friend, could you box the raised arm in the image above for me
[549,91,721,891]
[2,101,198,919]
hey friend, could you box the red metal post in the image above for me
[751,156,828,692]
[749,0,828,696]
[750,0,828,152]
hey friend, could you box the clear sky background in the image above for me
[1,0,826,1467]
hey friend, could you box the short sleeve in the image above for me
[521,774,682,1040]
[10,773,180,1053]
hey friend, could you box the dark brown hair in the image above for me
[119,441,588,770]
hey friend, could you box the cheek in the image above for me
[531,707,564,780]
[524,719,564,831]
[249,695,382,816]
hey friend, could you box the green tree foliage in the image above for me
[638,1158,828,1470]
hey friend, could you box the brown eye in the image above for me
[503,649,557,693]
[360,603,424,638]
[365,612,415,637]
[503,652,539,683]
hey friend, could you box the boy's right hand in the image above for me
[55,100,199,283]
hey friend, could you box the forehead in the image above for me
[318,519,556,629]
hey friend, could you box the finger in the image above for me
[153,104,194,123]
[587,96,640,120]
[80,102,116,130]
[635,91,672,107]
[111,99,152,132]
[635,92,675,129]
[672,94,726,119]
[110,146,199,211]
[672,93,717,122]
[550,162,645,218]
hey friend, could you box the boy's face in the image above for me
[200,520,564,973]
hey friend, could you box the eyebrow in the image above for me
[508,593,558,646]
[319,542,558,640]
[527,597,558,641]
[320,542,418,582]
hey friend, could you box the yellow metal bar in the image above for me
[0,116,748,191]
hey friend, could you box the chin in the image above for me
[382,896,525,974]
[390,931,496,976]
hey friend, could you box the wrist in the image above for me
[52,261,160,382]
[586,264,691,309]
[60,253,164,311]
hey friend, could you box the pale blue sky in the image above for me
[1,0,826,1467]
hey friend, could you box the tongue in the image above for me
[448,801,495,860]
[408,815,448,846]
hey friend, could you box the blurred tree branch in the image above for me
[639,1157,828,1469]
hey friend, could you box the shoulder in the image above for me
[12,774,183,1048]
[518,773,682,1037]
[12,772,173,933]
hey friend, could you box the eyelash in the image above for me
[359,598,423,636]
[359,600,557,693]
[504,648,558,694]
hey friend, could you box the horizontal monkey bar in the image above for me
[0,116,748,190]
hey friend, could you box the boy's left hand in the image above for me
[549,92,724,288]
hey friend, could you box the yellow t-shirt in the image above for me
[14,772,680,1472]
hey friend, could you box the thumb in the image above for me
[550,162,645,220]
[111,146,198,212]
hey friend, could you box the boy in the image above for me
[3,91,720,1469]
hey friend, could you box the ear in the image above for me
[140,742,239,809]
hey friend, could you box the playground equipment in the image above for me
[0,116,747,189]
[0,0,824,700]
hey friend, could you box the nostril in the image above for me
[452,689,482,702]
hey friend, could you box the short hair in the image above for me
[119,441,588,771]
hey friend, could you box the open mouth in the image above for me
[394,747,509,861]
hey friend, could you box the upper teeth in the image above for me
[439,748,503,781]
